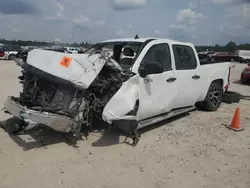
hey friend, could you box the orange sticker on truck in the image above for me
[60,56,72,67]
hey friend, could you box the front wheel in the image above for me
[197,81,222,111]
[4,117,25,134]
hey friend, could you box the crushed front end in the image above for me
[4,49,132,138]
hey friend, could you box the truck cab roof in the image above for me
[101,37,193,46]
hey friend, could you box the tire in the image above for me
[8,54,16,60]
[4,117,25,134]
[222,91,241,104]
[195,101,204,110]
[198,80,222,111]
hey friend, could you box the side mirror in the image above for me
[139,62,163,78]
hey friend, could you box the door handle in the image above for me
[192,75,200,79]
[166,77,177,82]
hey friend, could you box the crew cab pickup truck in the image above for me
[3,37,231,145]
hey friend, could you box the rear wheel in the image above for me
[196,81,222,111]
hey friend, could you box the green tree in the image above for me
[225,41,237,53]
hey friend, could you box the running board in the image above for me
[137,106,196,129]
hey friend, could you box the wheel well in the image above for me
[212,79,223,87]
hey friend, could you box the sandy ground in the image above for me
[0,60,249,188]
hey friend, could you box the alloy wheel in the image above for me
[208,83,221,107]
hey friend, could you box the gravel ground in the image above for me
[0,60,249,188]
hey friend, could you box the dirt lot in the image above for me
[0,60,249,188]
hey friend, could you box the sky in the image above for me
[0,0,249,45]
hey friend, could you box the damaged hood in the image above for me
[26,49,107,89]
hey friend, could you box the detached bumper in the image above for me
[4,97,78,132]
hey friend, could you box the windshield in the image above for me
[83,41,143,70]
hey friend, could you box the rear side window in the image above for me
[173,45,197,70]
[142,43,172,71]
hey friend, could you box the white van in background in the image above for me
[236,50,250,63]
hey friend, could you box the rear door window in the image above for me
[173,45,197,70]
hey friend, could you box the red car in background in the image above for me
[0,47,5,57]
[207,52,237,62]
[241,64,250,84]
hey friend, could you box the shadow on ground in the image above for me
[0,112,193,150]
[0,120,78,150]
[233,80,250,86]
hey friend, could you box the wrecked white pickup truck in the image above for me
[3,37,232,145]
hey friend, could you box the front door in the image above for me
[136,42,179,121]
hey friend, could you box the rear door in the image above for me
[171,44,203,108]
[137,42,178,121]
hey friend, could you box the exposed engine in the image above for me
[14,58,133,130]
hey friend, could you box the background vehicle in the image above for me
[65,47,80,54]
[0,46,5,58]
[2,45,22,60]
[198,51,215,60]
[4,37,231,144]
[236,50,250,63]
[207,52,237,62]
[5,51,18,60]
[241,66,250,84]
